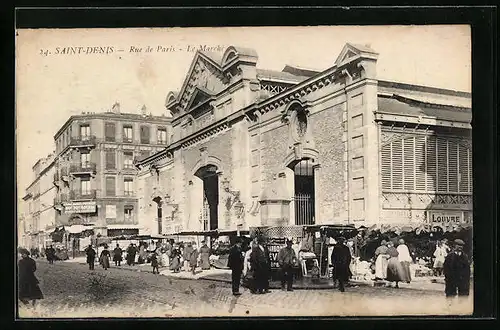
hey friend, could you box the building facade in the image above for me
[22,153,58,249]
[52,104,172,236]
[135,44,472,236]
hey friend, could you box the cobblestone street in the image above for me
[17,259,473,318]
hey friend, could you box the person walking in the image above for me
[386,241,404,288]
[397,239,412,283]
[126,243,136,266]
[151,252,160,274]
[374,240,389,280]
[331,236,352,292]
[85,244,96,270]
[260,238,272,293]
[189,242,199,275]
[227,237,244,296]
[278,238,297,291]
[183,242,193,272]
[199,240,211,271]
[169,245,182,273]
[250,237,270,294]
[243,241,256,293]
[18,248,44,308]
[113,244,123,267]
[45,245,56,265]
[443,239,471,297]
[99,245,111,270]
[433,240,447,277]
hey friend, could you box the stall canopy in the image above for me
[175,230,250,237]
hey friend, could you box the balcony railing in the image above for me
[70,162,97,174]
[70,190,97,200]
[70,135,97,147]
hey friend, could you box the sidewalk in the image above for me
[63,257,444,291]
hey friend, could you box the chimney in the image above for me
[112,102,120,113]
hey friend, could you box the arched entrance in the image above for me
[195,165,219,230]
[288,158,316,225]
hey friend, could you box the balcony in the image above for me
[122,137,133,144]
[70,135,97,148]
[70,162,97,175]
[70,190,97,201]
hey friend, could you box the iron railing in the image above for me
[69,162,97,174]
[294,193,315,225]
[70,190,96,200]
[70,135,97,147]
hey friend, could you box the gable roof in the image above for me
[335,43,379,66]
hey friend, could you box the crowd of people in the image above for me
[17,234,471,309]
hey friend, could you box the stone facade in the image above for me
[136,43,472,236]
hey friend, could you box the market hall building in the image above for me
[135,43,472,238]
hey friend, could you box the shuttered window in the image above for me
[381,132,471,193]
[105,122,116,142]
[106,176,116,196]
[140,125,150,144]
[105,150,116,169]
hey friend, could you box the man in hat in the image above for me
[443,239,471,297]
[331,236,352,292]
[227,237,244,296]
[278,238,297,291]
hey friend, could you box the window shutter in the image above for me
[403,137,415,190]
[106,151,116,169]
[105,123,116,142]
[391,139,403,190]
[426,136,437,191]
[381,143,391,190]
[141,126,150,143]
[459,142,471,193]
[415,136,426,191]
[448,139,458,193]
[437,137,448,192]
[106,177,116,196]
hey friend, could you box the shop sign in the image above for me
[427,211,464,224]
[267,239,286,269]
[64,201,97,214]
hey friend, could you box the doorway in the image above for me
[195,165,219,230]
[292,159,315,225]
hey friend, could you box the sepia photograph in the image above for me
[15,25,474,318]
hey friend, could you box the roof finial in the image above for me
[141,104,147,116]
[112,101,120,113]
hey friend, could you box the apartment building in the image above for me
[52,103,172,237]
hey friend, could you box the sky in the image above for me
[16,25,471,204]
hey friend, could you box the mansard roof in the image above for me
[256,69,310,83]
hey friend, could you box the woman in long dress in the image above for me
[374,240,389,280]
[396,239,412,283]
[169,246,181,273]
[100,246,111,270]
[199,240,211,270]
[18,248,44,307]
[386,241,405,288]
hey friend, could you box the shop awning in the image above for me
[66,225,91,234]
[106,224,142,230]
[174,230,250,237]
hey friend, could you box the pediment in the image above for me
[176,53,227,113]
[335,43,378,66]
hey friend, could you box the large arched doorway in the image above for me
[289,159,315,225]
[195,165,219,230]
